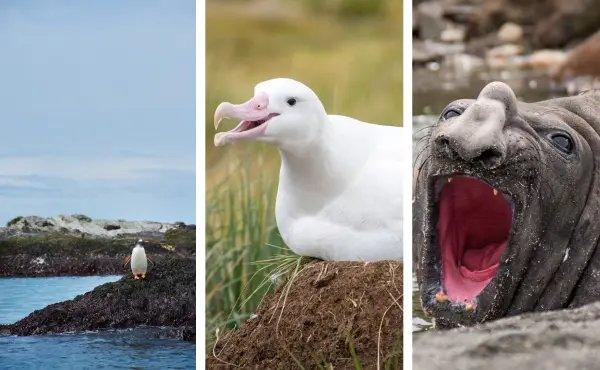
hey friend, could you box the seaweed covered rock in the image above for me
[0,226,196,277]
[2,258,196,341]
[206,260,403,369]
[414,301,600,369]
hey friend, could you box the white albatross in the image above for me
[123,239,155,279]
[214,78,404,261]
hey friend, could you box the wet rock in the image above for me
[485,44,526,69]
[154,326,196,341]
[417,1,445,40]
[446,53,486,73]
[4,258,195,341]
[497,22,523,43]
[529,49,568,72]
[414,301,600,369]
[466,0,600,49]
[441,27,466,43]
[443,4,476,24]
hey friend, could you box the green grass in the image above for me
[6,216,23,227]
[205,159,290,344]
[72,214,92,222]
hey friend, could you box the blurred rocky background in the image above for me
[413,0,600,115]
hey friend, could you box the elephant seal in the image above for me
[413,81,600,328]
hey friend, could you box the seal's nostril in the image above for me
[476,148,503,168]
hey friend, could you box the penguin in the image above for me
[123,239,154,279]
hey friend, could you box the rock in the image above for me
[446,53,486,73]
[413,42,442,65]
[414,301,600,369]
[465,33,503,57]
[497,22,524,43]
[443,4,477,24]
[554,30,600,83]
[413,39,467,66]
[486,44,525,59]
[0,215,179,238]
[485,44,527,69]
[154,326,196,341]
[528,49,568,72]
[417,1,445,40]
[0,227,196,277]
[441,27,466,43]
[466,0,600,49]
[4,258,195,341]
[206,260,403,369]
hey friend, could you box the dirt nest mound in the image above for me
[207,260,403,369]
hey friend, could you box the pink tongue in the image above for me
[462,241,506,273]
[443,238,506,302]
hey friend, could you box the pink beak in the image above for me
[213,92,269,129]
[213,92,277,146]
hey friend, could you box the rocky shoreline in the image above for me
[0,258,196,342]
[0,216,196,277]
[0,215,196,341]
[413,0,600,97]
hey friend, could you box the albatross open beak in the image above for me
[213,92,279,146]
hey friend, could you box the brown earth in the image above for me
[206,260,403,369]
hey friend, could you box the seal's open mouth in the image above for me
[435,175,514,304]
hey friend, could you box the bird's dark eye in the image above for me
[287,98,297,107]
[550,133,573,153]
[443,109,461,120]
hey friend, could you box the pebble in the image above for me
[417,1,445,40]
[497,22,524,43]
[528,49,569,71]
[441,28,466,43]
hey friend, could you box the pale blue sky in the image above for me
[0,0,195,224]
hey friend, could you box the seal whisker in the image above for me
[414,125,435,136]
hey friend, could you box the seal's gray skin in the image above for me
[414,81,600,327]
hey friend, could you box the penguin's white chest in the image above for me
[131,247,148,274]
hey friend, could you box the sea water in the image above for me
[0,276,195,369]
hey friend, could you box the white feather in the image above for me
[276,114,404,261]
[131,244,148,274]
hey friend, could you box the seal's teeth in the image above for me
[466,303,474,312]
[493,189,498,196]
[435,292,448,303]
[447,177,453,183]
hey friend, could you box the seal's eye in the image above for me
[550,134,573,153]
[287,98,297,107]
[443,109,461,120]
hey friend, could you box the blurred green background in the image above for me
[205,0,403,349]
